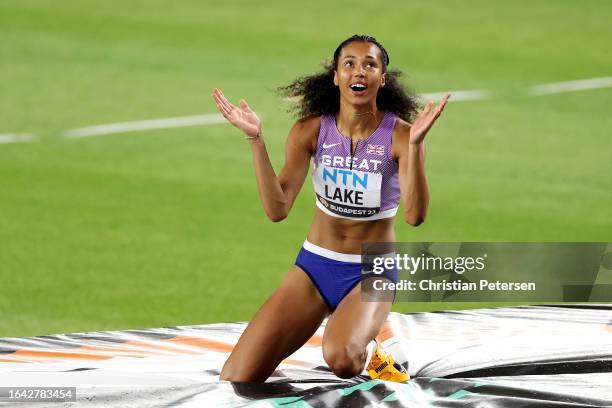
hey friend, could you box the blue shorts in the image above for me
[295,240,398,310]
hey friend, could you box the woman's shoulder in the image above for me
[291,115,323,137]
[391,114,411,136]
[390,115,412,161]
[287,115,323,153]
[296,114,323,127]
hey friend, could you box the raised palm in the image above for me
[212,88,261,137]
[410,93,450,144]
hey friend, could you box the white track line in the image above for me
[528,77,612,96]
[0,133,35,144]
[421,90,492,101]
[63,114,226,139]
[3,77,611,143]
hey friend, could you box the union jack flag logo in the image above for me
[367,144,385,155]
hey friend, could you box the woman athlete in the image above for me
[212,34,449,383]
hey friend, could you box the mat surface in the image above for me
[1,305,611,407]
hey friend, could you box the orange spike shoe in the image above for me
[366,342,410,382]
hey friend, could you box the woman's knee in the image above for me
[322,340,365,378]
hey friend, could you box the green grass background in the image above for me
[1,0,611,337]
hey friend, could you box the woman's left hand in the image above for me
[409,93,450,145]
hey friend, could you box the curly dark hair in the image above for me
[277,34,420,122]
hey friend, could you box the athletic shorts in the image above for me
[295,240,398,310]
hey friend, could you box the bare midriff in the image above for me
[306,207,395,254]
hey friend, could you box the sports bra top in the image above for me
[312,111,400,220]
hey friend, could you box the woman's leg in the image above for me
[321,282,392,378]
[220,265,329,382]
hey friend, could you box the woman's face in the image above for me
[334,41,386,105]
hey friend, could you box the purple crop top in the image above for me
[312,111,400,220]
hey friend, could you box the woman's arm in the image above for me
[394,94,450,226]
[212,88,318,221]
[248,118,318,221]
[395,123,429,226]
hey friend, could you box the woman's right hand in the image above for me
[212,88,262,138]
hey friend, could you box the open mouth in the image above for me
[349,83,367,95]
